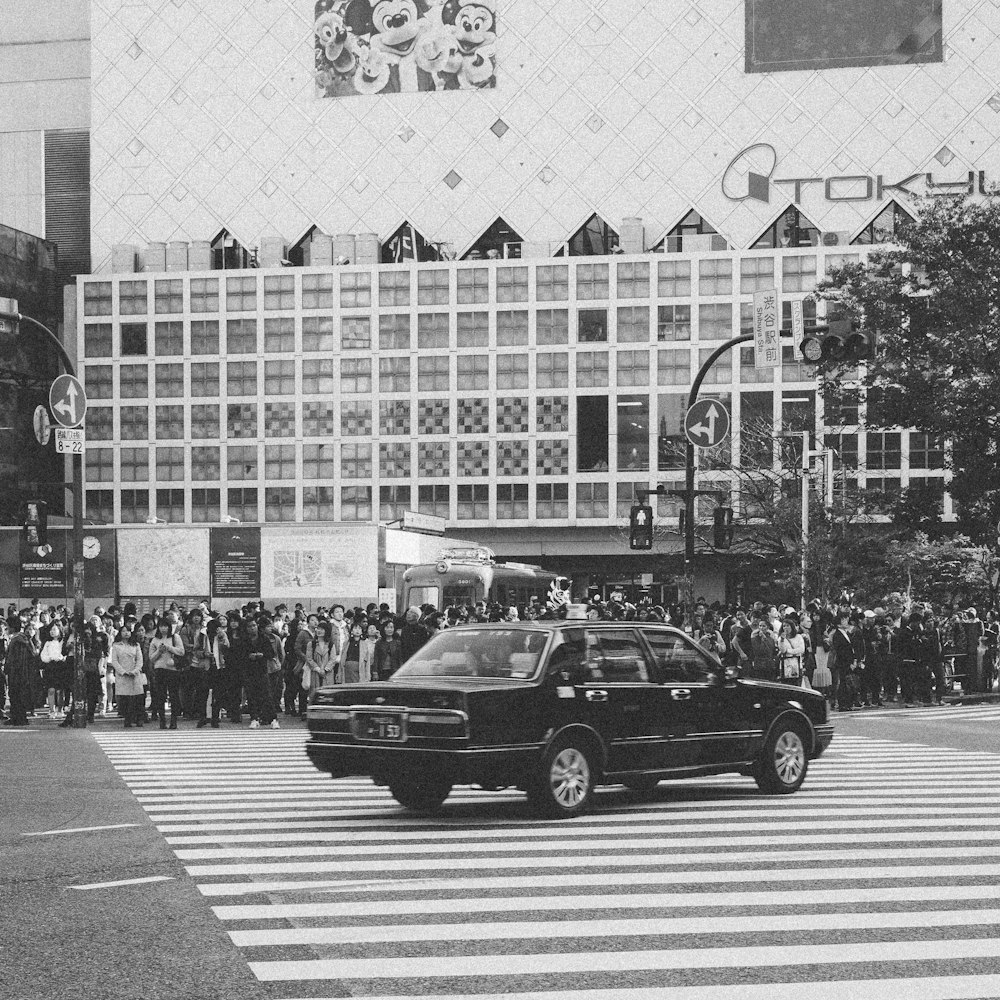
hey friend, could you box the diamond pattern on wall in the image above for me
[89,0,1000,267]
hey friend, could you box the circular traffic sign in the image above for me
[685,398,731,448]
[33,405,51,445]
[49,374,87,429]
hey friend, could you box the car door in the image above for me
[640,628,752,767]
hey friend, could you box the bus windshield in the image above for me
[394,628,549,680]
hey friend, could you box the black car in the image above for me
[306,619,833,818]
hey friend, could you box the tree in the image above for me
[886,532,993,610]
[816,195,1000,541]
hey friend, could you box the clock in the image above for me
[82,536,101,560]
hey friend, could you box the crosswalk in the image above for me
[836,703,1000,722]
[93,729,1000,1000]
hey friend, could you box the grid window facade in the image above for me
[740,346,774,384]
[457,399,489,435]
[84,282,112,316]
[190,320,219,355]
[417,399,449,435]
[264,317,295,353]
[154,279,183,314]
[227,318,257,354]
[379,314,410,350]
[191,488,221,523]
[191,403,219,438]
[120,447,149,482]
[617,305,650,343]
[457,483,489,519]
[457,354,490,391]
[341,316,371,350]
[457,312,488,347]
[497,267,528,302]
[120,488,149,524]
[617,350,650,386]
[155,488,185,521]
[379,442,411,478]
[536,265,568,301]
[121,363,151,398]
[698,347,733,383]
[87,407,112,441]
[379,271,410,307]
[264,360,295,395]
[84,324,112,356]
[265,444,296,479]
[577,263,609,299]
[657,261,691,297]
[227,360,258,396]
[535,352,568,388]
[497,441,529,476]
[418,441,451,475]
[417,484,449,519]
[264,484,296,519]
[537,439,569,475]
[576,351,609,388]
[657,305,691,341]
[417,313,449,349]
[867,432,902,470]
[226,276,256,311]
[497,310,528,346]
[190,278,219,312]
[536,482,569,518]
[86,491,114,522]
[497,397,528,434]
[782,255,818,292]
[119,280,148,315]
[341,399,372,436]
[302,402,336,436]
[303,486,335,520]
[341,486,372,522]
[417,269,450,305]
[617,262,649,298]
[496,354,528,390]
[379,400,410,436]
[263,275,295,310]
[340,272,371,308]
[699,258,732,295]
[379,356,410,393]
[457,442,490,477]
[227,403,257,439]
[264,401,295,437]
[740,257,775,294]
[191,446,221,480]
[496,482,528,519]
[537,309,569,344]
[156,405,184,440]
[909,432,945,469]
[302,273,333,309]
[302,358,334,395]
[418,355,449,391]
[120,324,147,356]
[227,445,258,480]
[156,446,185,482]
[341,358,372,393]
[576,482,609,518]
[120,405,148,440]
[302,316,334,352]
[657,349,689,386]
[380,485,411,521]
[457,268,488,304]
[155,321,183,355]
[227,487,258,521]
[537,396,569,432]
[302,443,336,479]
[699,302,732,339]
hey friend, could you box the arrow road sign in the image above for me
[49,374,87,429]
[685,398,731,448]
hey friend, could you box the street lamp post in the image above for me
[3,304,88,728]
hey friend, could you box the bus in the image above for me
[401,547,564,611]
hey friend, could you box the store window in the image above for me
[265,486,297,521]
[617,395,649,472]
[577,396,609,471]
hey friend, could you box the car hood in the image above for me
[737,678,827,703]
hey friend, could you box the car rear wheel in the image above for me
[387,774,452,813]
[527,741,597,818]
[754,724,808,794]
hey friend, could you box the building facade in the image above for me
[74,0,985,598]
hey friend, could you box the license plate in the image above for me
[362,713,403,740]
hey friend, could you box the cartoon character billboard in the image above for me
[314,0,496,97]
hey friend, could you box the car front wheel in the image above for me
[754,724,808,794]
[387,774,452,813]
[527,741,597,818]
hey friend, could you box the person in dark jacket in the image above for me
[373,619,403,680]
[399,606,430,662]
[829,614,858,711]
[230,619,277,729]
[922,611,946,705]
[898,612,925,707]
[3,618,36,726]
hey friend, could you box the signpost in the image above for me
[753,289,781,369]
[684,398,730,449]
[49,374,87,428]
[55,428,85,454]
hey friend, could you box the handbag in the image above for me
[301,664,312,690]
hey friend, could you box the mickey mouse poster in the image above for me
[315,0,496,97]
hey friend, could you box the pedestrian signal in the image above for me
[629,504,654,551]
[24,500,48,547]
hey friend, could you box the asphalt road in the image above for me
[3,704,999,1000]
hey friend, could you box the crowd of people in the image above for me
[1,594,997,728]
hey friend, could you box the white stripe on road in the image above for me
[213,885,1000,921]
[230,908,1000,947]
[25,823,140,837]
[249,938,1000,981]
[195,862,1000,897]
[68,875,174,891]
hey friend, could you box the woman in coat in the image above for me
[338,622,372,684]
[205,616,231,728]
[112,622,145,728]
[777,620,806,685]
[373,619,403,680]
[307,621,338,693]
[149,618,184,728]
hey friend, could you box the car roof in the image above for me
[448,621,685,633]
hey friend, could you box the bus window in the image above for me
[406,586,439,609]
[443,585,477,607]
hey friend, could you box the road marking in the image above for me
[68,875,174,891]
[249,938,1000,981]
[25,823,140,837]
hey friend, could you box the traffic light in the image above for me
[799,316,876,363]
[24,500,48,547]
[629,504,654,550]
[713,506,733,550]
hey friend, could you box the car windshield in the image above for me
[394,628,549,680]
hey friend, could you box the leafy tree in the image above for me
[816,195,1000,541]
[886,532,993,610]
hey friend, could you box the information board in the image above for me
[210,527,262,600]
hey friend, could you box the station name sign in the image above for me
[722,143,988,205]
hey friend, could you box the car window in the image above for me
[396,628,548,679]
[641,629,714,683]
[582,629,650,683]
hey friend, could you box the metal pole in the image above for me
[800,430,809,610]
[18,313,87,729]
